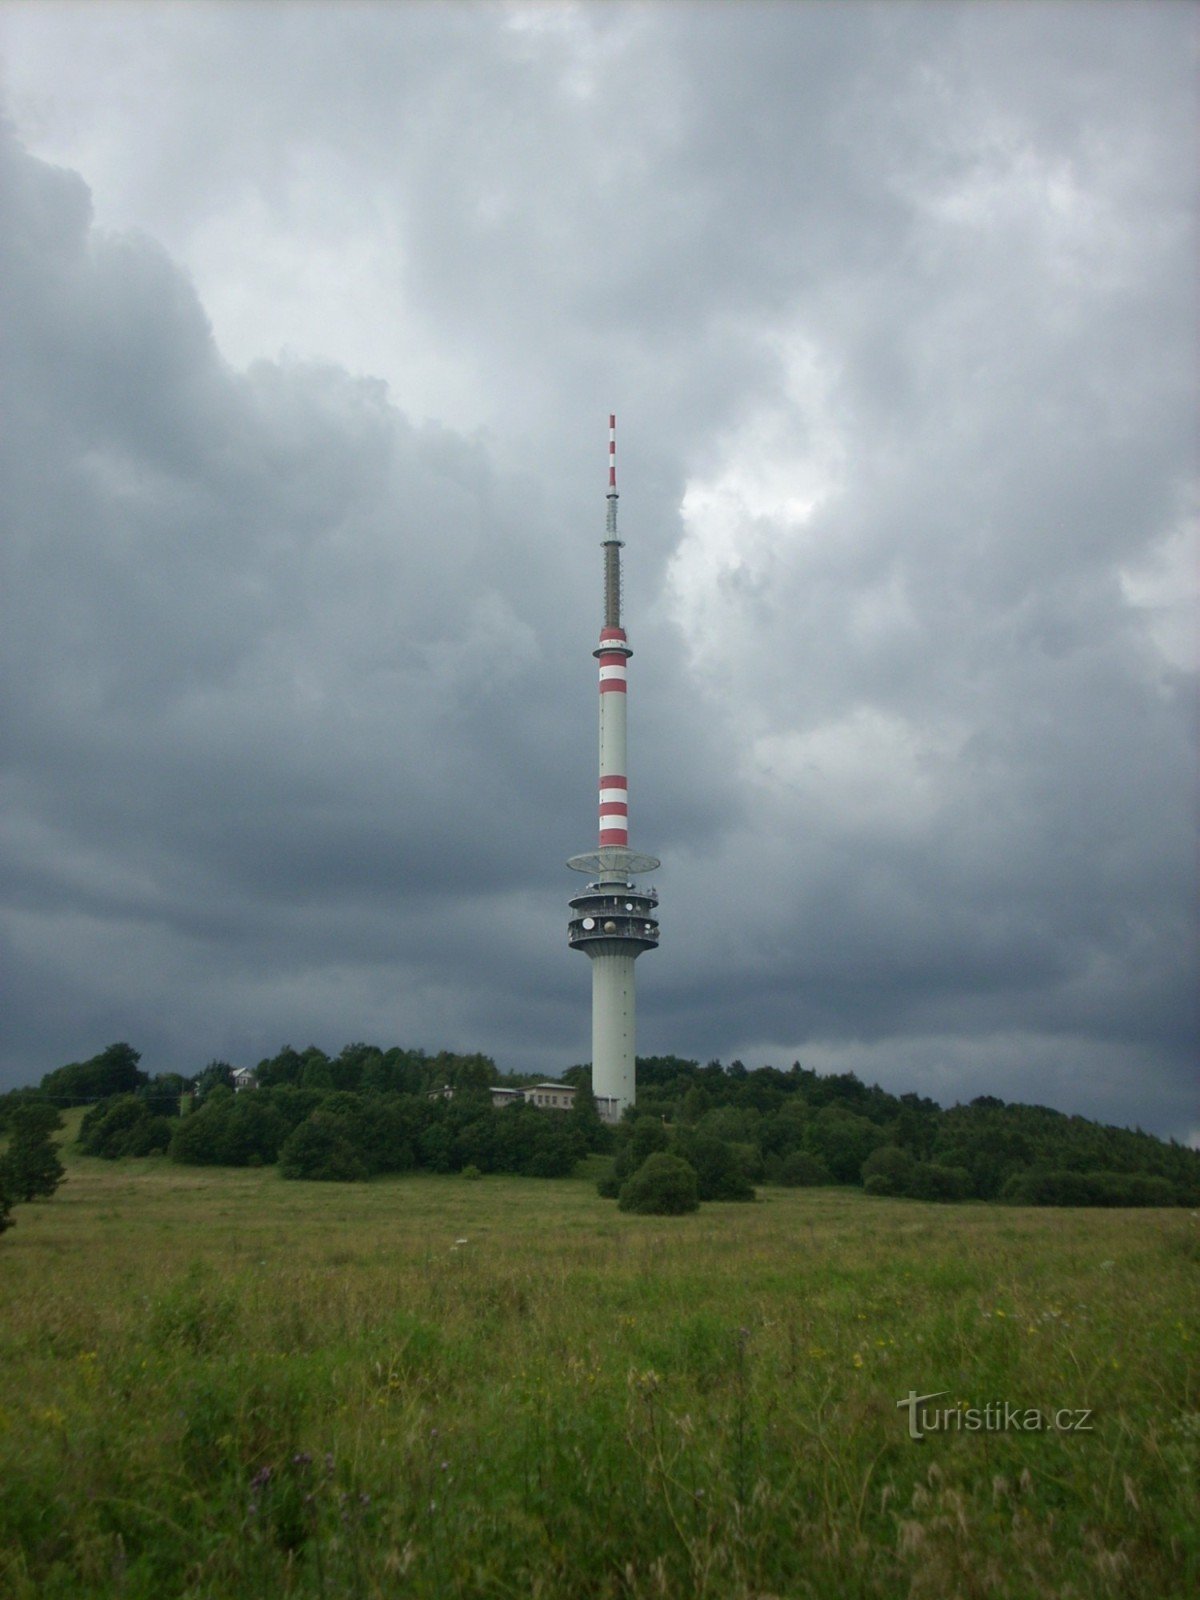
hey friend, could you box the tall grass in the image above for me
[0,1126,1195,1597]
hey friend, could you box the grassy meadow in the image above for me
[0,1118,1196,1599]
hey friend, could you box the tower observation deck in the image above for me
[567,416,659,1120]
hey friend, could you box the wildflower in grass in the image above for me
[852,1353,864,1369]
[628,1366,662,1399]
[248,1463,273,1518]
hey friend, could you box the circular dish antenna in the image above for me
[567,847,661,877]
[581,917,595,930]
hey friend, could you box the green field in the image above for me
[1,1124,1196,1598]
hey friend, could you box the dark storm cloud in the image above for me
[0,1,1195,1136]
[0,120,597,1070]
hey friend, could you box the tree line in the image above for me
[3,1042,1197,1207]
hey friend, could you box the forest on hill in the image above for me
[3,1041,1197,1207]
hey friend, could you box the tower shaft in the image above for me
[567,415,660,1122]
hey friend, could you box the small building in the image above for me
[523,1082,576,1111]
[231,1067,258,1092]
[487,1080,623,1120]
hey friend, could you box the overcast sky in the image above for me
[1,1,1195,1138]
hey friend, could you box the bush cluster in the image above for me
[79,1095,174,1159]
[617,1152,700,1214]
[10,1041,1197,1206]
[616,1058,1199,1207]
[158,1081,597,1184]
[1001,1169,1181,1207]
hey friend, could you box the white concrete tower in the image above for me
[567,415,660,1121]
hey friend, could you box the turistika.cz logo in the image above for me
[896,1390,1095,1442]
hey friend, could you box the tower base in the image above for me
[590,947,637,1116]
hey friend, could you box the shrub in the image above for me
[1004,1169,1182,1207]
[169,1100,232,1165]
[907,1162,972,1202]
[596,1162,621,1199]
[617,1153,700,1215]
[525,1140,579,1179]
[278,1117,368,1182]
[776,1150,833,1187]
[169,1093,287,1168]
[79,1095,170,1159]
[671,1130,755,1201]
[806,1106,888,1183]
[610,1116,668,1176]
[861,1145,918,1194]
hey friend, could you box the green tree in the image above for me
[618,1152,700,1215]
[598,1115,668,1197]
[39,1042,146,1106]
[671,1130,755,1201]
[256,1046,306,1089]
[140,1075,187,1118]
[907,1162,972,1202]
[775,1150,833,1187]
[193,1061,235,1100]
[169,1100,231,1165]
[861,1145,918,1195]
[567,1080,610,1153]
[3,1103,65,1201]
[279,1116,368,1182]
[299,1055,333,1092]
[806,1106,887,1183]
[79,1095,153,1157]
